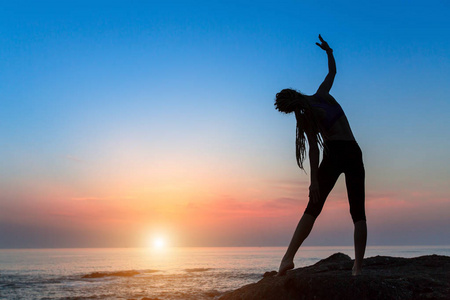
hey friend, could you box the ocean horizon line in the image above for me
[1,244,449,251]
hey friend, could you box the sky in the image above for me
[0,0,449,248]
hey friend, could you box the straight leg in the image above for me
[278,213,315,275]
[353,220,367,275]
[344,143,366,275]
[278,154,341,276]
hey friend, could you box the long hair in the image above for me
[275,88,323,170]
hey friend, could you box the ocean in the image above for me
[1,246,449,300]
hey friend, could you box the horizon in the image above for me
[2,244,450,250]
[1,0,449,249]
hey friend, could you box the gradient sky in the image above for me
[1,0,449,248]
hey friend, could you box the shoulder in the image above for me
[303,94,318,105]
[314,92,338,105]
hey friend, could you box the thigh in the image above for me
[304,155,341,218]
[318,156,342,202]
[344,150,366,223]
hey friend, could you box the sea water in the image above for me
[1,246,449,300]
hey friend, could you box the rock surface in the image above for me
[219,253,450,300]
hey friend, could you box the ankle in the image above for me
[352,265,362,276]
[352,261,362,270]
[282,254,294,263]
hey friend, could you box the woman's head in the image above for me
[274,88,307,114]
[275,88,323,171]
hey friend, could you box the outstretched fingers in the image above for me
[318,34,325,43]
[316,34,331,52]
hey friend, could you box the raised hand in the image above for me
[316,34,332,52]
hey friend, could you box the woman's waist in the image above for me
[324,140,358,147]
[323,140,361,156]
[323,134,356,144]
[323,130,359,146]
[320,115,355,141]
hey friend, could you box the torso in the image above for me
[307,93,355,141]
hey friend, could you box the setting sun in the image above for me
[152,237,166,249]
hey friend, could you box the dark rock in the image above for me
[219,253,450,300]
[204,290,222,297]
[263,271,277,278]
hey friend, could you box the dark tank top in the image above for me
[311,94,345,130]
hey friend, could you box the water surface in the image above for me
[1,246,449,299]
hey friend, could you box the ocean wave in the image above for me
[124,289,225,300]
[142,269,160,274]
[1,270,255,300]
[81,270,141,278]
[81,269,161,279]
[184,268,213,273]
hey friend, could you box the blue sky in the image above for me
[0,0,449,247]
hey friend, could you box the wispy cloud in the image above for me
[71,197,105,201]
[70,196,135,201]
[186,196,303,220]
[266,179,309,193]
[65,155,86,163]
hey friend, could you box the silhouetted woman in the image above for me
[275,35,367,276]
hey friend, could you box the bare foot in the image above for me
[277,260,294,276]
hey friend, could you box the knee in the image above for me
[304,206,322,219]
[349,201,366,224]
[351,212,366,224]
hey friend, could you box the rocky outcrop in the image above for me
[219,253,450,300]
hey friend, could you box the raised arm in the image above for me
[316,35,336,94]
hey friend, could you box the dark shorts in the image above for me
[304,140,366,223]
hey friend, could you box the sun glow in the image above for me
[152,237,166,250]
